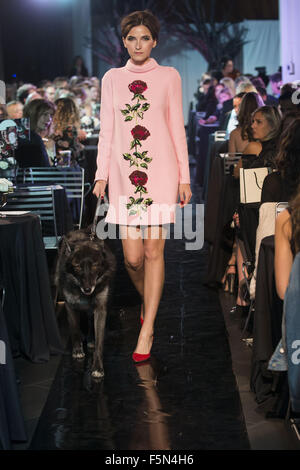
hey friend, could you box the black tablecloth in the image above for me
[52,185,74,235]
[0,214,63,362]
[202,137,228,202]
[204,155,240,285]
[195,123,219,186]
[237,203,260,266]
[82,141,98,227]
[251,235,285,403]
[0,302,27,449]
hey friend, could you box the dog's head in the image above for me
[64,241,107,296]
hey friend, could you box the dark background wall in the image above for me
[0,0,279,85]
[0,0,73,84]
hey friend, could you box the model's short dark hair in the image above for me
[121,10,160,41]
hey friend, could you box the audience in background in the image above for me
[16,83,37,105]
[52,97,84,166]
[15,99,55,167]
[6,101,23,119]
[229,92,264,154]
[0,104,8,120]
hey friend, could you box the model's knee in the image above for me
[124,255,144,271]
[144,247,163,263]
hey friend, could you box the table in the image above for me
[195,122,219,186]
[204,155,240,285]
[0,213,63,362]
[237,202,260,266]
[82,137,98,227]
[250,235,285,404]
[0,301,27,449]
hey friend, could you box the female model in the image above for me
[93,10,192,363]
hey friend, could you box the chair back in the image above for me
[219,153,242,176]
[275,202,289,218]
[3,186,60,249]
[16,167,85,228]
[214,130,227,142]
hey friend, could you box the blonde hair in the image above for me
[220,77,236,98]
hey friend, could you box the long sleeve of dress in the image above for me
[95,70,114,182]
[167,69,190,184]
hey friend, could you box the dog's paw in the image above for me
[72,345,85,360]
[91,368,104,379]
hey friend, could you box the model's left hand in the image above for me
[179,184,192,208]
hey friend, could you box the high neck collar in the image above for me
[125,57,158,73]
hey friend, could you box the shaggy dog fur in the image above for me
[55,229,116,378]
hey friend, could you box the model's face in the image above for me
[251,112,272,141]
[123,25,156,65]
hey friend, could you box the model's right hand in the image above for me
[93,180,107,199]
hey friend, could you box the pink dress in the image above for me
[95,57,190,225]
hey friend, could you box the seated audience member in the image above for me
[16,84,37,105]
[53,77,70,90]
[255,84,278,107]
[15,99,55,167]
[232,106,281,311]
[52,97,84,165]
[242,106,281,169]
[270,72,283,99]
[274,198,297,300]
[279,89,300,117]
[44,85,56,102]
[0,104,8,120]
[24,91,43,106]
[196,78,212,112]
[223,92,246,135]
[220,77,236,99]
[229,92,264,154]
[198,85,219,124]
[261,118,300,203]
[236,82,257,95]
[88,85,101,118]
[6,101,23,119]
[72,87,92,118]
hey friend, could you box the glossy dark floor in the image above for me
[27,223,250,450]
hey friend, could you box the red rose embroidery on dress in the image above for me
[131,125,150,141]
[129,170,148,187]
[120,80,153,217]
[128,80,147,95]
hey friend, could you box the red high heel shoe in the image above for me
[132,352,150,363]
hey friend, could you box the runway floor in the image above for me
[27,215,250,450]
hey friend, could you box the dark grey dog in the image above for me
[55,229,116,378]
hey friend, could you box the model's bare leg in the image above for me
[134,225,167,355]
[120,225,145,318]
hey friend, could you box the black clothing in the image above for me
[69,65,88,77]
[261,171,291,203]
[15,131,50,168]
[265,95,279,106]
[219,98,233,128]
[249,138,279,170]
